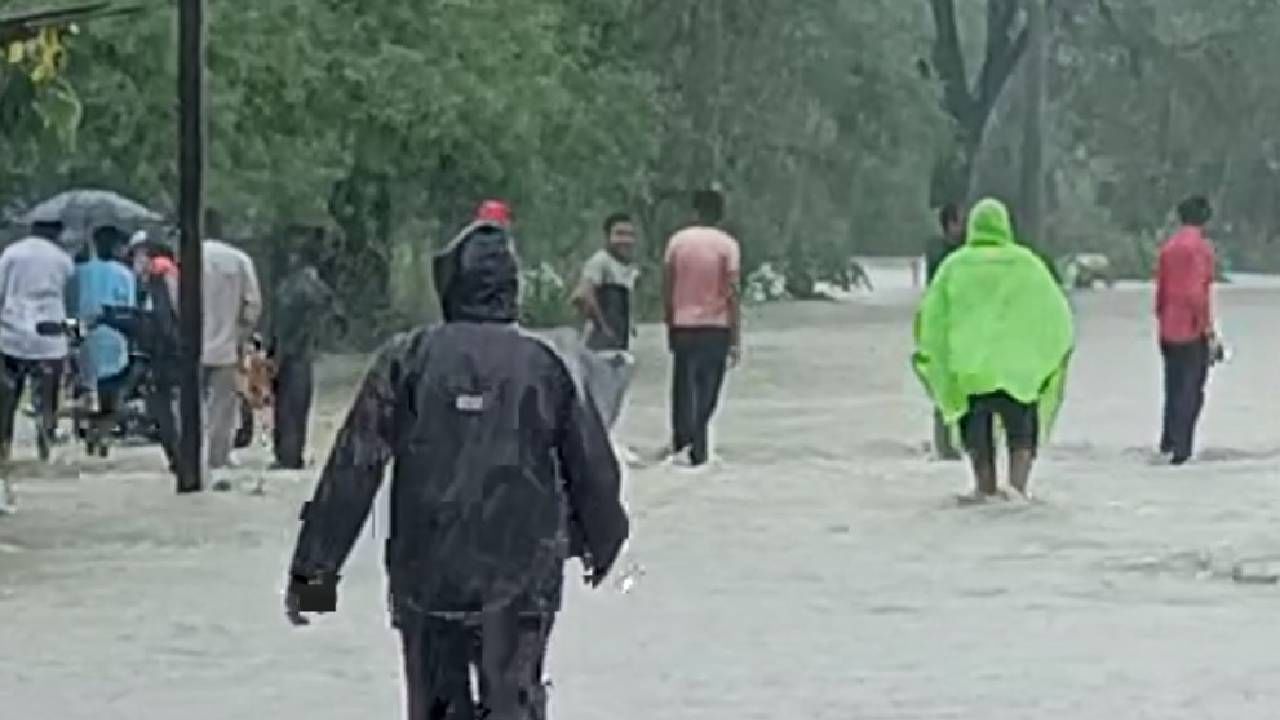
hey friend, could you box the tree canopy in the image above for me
[1,0,1277,332]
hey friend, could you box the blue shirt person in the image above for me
[72,227,137,389]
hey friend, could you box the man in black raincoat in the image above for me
[285,218,630,720]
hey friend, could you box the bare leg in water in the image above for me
[958,455,1002,504]
[1008,448,1035,498]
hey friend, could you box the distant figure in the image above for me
[0,220,75,466]
[1155,196,1217,466]
[285,217,628,719]
[659,189,742,468]
[122,238,182,473]
[268,245,344,470]
[925,202,966,284]
[572,212,640,432]
[201,211,263,481]
[925,202,966,461]
[913,198,1074,501]
[71,225,137,439]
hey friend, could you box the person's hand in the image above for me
[284,574,338,627]
[728,344,742,369]
[284,579,311,627]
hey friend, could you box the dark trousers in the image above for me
[669,327,731,466]
[0,355,62,457]
[84,369,130,447]
[959,391,1039,462]
[399,611,555,720]
[272,355,314,469]
[234,399,254,449]
[143,379,181,471]
[1160,339,1210,461]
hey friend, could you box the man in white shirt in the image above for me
[0,220,75,468]
[202,212,262,478]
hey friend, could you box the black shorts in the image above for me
[960,391,1039,459]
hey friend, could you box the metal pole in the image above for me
[177,0,205,493]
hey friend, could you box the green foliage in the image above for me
[2,0,1278,339]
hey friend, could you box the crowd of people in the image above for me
[0,185,1221,718]
[0,209,345,506]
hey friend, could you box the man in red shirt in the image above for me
[1156,196,1217,465]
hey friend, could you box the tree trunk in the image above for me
[1020,0,1047,248]
[926,0,1030,207]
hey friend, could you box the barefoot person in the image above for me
[661,189,741,468]
[913,198,1074,500]
[1155,196,1218,466]
[285,216,628,719]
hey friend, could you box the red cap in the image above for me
[475,199,512,227]
[149,256,178,276]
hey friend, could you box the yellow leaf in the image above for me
[6,42,23,64]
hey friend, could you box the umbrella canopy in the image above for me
[19,189,164,250]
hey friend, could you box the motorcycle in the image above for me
[35,317,160,458]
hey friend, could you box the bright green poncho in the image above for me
[913,198,1075,439]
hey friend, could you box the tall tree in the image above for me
[924,0,1030,206]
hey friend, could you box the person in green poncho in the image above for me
[913,198,1074,501]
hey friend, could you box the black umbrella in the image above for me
[19,189,164,250]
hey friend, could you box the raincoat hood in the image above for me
[432,220,519,323]
[912,198,1075,439]
[966,197,1015,247]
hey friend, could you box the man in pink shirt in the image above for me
[661,189,741,468]
[1155,195,1217,465]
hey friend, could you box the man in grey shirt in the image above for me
[571,213,640,457]
[0,220,75,469]
[202,212,262,477]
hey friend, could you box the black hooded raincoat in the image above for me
[288,221,629,620]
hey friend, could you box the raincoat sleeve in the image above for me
[912,264,963,424]
[288,334,407,582]
[555,375,629,582]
